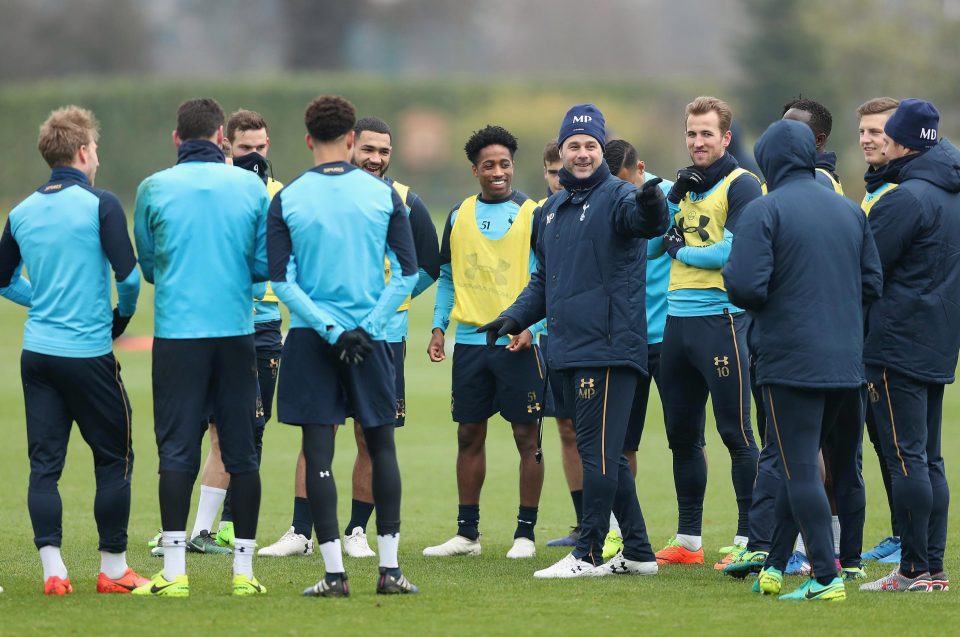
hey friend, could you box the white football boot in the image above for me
[343,526,376,558]
[422,535,481,557]
[257,527,314,557]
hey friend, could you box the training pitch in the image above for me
[0,257,957,636]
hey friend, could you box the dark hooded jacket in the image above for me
[863,138,960,383]
[722,119,882,388]
[501,163,669,373]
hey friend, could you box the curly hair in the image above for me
[304,95,356,142]
[783,97,833,139]
[464,125,518,165]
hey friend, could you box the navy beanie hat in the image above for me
[884,98,940,150]
[558,104,606,149]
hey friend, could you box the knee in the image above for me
[512,425,537,452]
[457,425,484,453]
[557,419,576,446]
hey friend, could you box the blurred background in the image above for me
[1,0,958,210]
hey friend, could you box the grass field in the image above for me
[0,272,957,636]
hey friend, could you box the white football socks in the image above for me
[233,538,255,578]
[378,533,400,569]
[794,534,806,554]
[319,539,344,575]
[608,513,621,533]
[39,546,67,580]
[676,534,702,551]
[100,551,128,579]
[191,485,227,538]
[831,516,841,555]
[733,535,749,548]
[162,531,187,581]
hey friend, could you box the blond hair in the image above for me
[38,106,99,168]
[856,97,900,119]
[685,96,732,134]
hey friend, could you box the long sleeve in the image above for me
[98,192,140,317]
[267,192,344,343]
[723,200,775,310]
[0,219,31,307]
[252,188,270,283]
[361,190,419,335]
[502,213,548,329]
[133,178,156,285]
[613,182,670,239]
[867,188,916,279]
[725,172,764,233]
[432,211,456,332]
[676,228,733,269]
[860,217,884,307]
[408,192,440,298]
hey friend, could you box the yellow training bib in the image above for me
[669,168,759,292]
[385,180,414,312]
[861,183,897,217]
[449,196,536,326]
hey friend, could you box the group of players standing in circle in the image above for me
[0,90,955,603]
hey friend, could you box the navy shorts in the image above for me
[277,328,396,429]
[153,335,260,475]
[255,320,283,424]
[391,340,407,427]
[540,334,574,420]
[624,342,663,452]
[451,343,544,424]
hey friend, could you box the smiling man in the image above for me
[480,103,669,578]
[653,96,762,567]
[855,97,903,565]
[424,125,545,560]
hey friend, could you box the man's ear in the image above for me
[172,130,182,148]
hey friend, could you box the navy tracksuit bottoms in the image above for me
[660,312,758,537]
[865,366,949,575]
[564,366,654,564]
[22,350,134,553]
[762,385,861,579]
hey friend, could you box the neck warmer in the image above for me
[558,161,611,192]
[177,139,225,165]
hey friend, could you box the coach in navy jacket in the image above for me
[481,104,669,578]
[859,99,960,592]
[723,119,882,598]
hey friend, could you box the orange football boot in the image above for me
[655,538,705,565]
[44,575,73,595]
[97,568,151,593]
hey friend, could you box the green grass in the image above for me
[0,284,957,636]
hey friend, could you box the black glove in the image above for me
[637,177,665,212]
[112,307,131,340]
[476,316,521,347]
[334,328,373,365]
[663,225,686,259]
[668,167,706,203]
